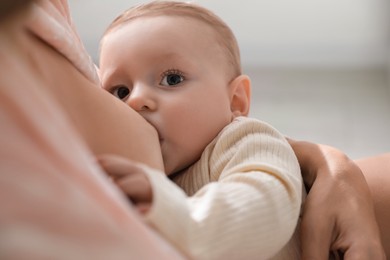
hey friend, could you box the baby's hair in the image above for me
[101,0,242,78]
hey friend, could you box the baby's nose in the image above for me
[126,85,156,112]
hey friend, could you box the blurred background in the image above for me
[68,0,390,159]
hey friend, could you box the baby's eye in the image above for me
[160,70,184,86]
[112,85,130,100]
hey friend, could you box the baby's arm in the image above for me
[99,119,303,259]
[288,139,385,259]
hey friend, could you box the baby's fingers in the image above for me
[97,154,141,178]
[97,154,154,208]
[116,173,152,204]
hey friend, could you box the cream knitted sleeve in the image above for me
[142,117,302,259]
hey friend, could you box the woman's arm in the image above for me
[288,139,386,259]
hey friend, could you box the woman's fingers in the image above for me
[301,159,386,260]
[300,191,333,260]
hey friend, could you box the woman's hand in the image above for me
[98,154,155,214]
[288,139,385,259]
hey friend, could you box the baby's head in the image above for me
[101,0,242,80]
[99,1,251,175]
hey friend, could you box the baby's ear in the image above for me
[228,74,251,117]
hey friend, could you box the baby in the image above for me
[98,1,302,259]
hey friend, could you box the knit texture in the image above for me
[142,117,303,259]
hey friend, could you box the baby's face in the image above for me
[100,15,234,175]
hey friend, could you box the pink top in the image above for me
[27,0,100,84]
[0,1,184,258]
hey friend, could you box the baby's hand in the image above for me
[97,154,153,214]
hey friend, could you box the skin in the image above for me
[290,141,385,259]
[100,15,250,176]
[357,153,390,256]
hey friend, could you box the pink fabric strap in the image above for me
[26,0,100,85]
